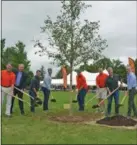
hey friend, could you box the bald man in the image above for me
[10,64,27,115]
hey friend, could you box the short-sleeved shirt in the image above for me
[76,73,88,90]
[30,76,40,92]
[96,73,108,88]
[105,74,120,91]
[1,70,15,87]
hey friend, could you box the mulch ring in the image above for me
[49,113,102,123]
[96,115,137,127]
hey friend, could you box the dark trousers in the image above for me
[128,88,137,116]
[29,91,36,112]
[10,87,24,114]
[77,88,87,111]
[42,87,50,111]
[107,90,119,115]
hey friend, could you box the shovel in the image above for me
[92,87,120,109]
[2,90,31,107]
[118,95,127,108]
[72,94,78,103]
[50,92,56,102]
[85,88,106,106]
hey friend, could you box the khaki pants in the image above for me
[97,88,107,99]
[1,86,12,116]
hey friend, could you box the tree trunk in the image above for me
[69,62,73,116]
[69,0,74,116]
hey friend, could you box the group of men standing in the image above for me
[76,66,137,118]
[1,63,137,118]
[1,63,27,116]
[1,63,52,117]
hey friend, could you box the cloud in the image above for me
[2,1,136,76]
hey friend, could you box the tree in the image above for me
[94,57,112,70]
[1,39,6,69]
[40,65,46,80]
[1,40,31,71]
[11,41,31,71]
[34,0,108,115]
[26,71,34,87]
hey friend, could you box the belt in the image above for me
[2,85,11,88]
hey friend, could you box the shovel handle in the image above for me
[98,86,120,106]
[120,95,127,104]
[14,86,34,100]
[2,90,31,107]
[85,88,107,106]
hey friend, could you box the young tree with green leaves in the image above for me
[40,65,46,80]
[34,0,108,115]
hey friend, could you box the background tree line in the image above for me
[1,38,136,85]
[1,39,34,86]
[1,39,47,85]
[55,57,137,83]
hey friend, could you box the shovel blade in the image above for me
[50,99,56,102]
[72,100,77,103]
[118,104,124,108]
[92,104,100,109]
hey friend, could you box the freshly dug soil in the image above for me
[96,115,137,126]
[49,113,102,123]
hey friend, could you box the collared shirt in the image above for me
[76,73,88,90]
[42,74,52,90]
[127,72,137,90]
[15,71,22,86]
[30,76,40,92]
[1,70,15,87]
[105,74,120,91]
[96,73,108,88]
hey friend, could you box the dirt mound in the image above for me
[49,114,101,123]
[96,115,137,126]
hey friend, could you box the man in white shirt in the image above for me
[41,68,52,111]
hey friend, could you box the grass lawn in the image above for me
[2,91,137,144]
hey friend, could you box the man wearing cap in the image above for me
[41,68,52,111]
[76,70,88,111]
[96,68,108,113]
[10,64,27,115]
[29,70,41,113]
[1,63,15,117]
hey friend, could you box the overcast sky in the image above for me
[2,1,137,76]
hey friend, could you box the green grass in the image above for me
[2,91,137,144]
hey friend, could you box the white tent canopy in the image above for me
[40,70,127,87]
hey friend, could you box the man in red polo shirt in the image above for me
[76,70,88,111]
[1,63,15,117]
[96,68,108,112]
